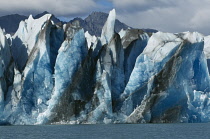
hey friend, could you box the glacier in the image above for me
[0,9,210,125]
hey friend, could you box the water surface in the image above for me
[0,123,209,139]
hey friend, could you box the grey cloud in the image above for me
[110,0,176,13]
[0,0,99,17]
[112,0,210,35]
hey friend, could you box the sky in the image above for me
[1,0,210,35]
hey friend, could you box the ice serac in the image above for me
[99,9,125,101]
[90,33,124,117]
[0,28,14,112]
[22,18,53,114]
[123,32,210,123]
[121,32,182,102]
[11,17,54,124]
[91,9,116,59]
[100,9,116,46]
[3,14,65,125]
[54,23,88,101]
[12,14,52,71]
[101,33,124,100]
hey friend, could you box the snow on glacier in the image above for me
[85,31,97,49]
[119,29,126,38]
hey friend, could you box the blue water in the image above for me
[0,124,209,139]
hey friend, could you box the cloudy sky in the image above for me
[1,0,210,35]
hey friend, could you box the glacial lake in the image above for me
[0,123,209,139]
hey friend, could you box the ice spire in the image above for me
[100,9,116,45]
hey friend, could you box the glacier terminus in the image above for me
[0,9,210,125]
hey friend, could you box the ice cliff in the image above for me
[0,9,209,125]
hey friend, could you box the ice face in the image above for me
[147,40,209,123]
[3,68,22,124]
[54,29,88,97]
[86,69,113,124]
[124,31,149,84]
[0,28,13,113]
[36,28,88,124]
[192,90,210,122]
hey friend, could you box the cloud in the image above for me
[111,0,210,35]
[110,0,175,12]
[0,0,99,17]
